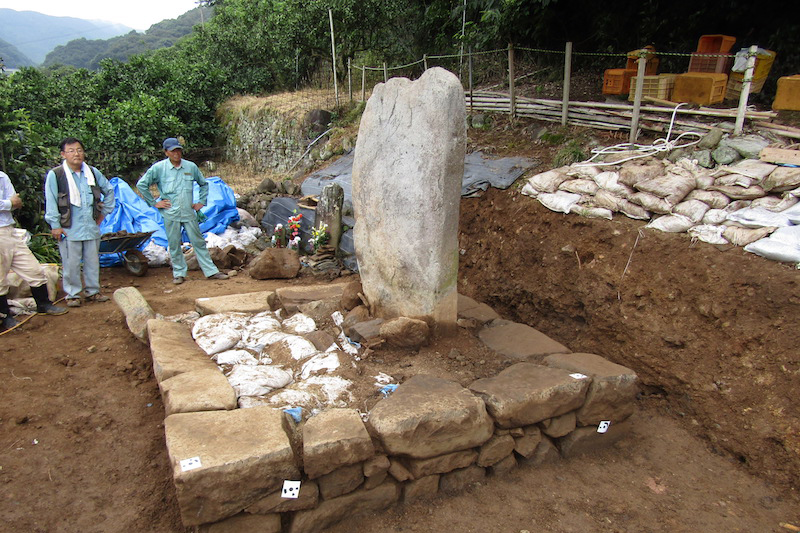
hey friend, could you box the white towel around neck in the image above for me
[61,161,96,207]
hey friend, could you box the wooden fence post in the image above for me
[361,65,366,102]
[347,58,352,103]
[328,9,339,108]
[508,43,516,118]
[561,42,572,126]
[734,45,759,135]
[383,62,388,83]
[468,46,474,115]
[629,49,648,143]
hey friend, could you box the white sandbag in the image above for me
[264,335,319,362]
[688,225,728,245]
[618,159,665,187]
[718,160,777,181]
[672,199,710,223]
[765,194,799,213]
[618,200,651,220]
[300,352,341,380]
[723,226,776,246]
[526,168,569,193]
[725,207,793,228]
[695,174,715,190]
[750,195,786,211]
[570,203,613,220]
[227,365,294,397]
[537,190,581,214]
[594,171,634,198]
[702,209,729,225]
[634,172,696,204]
[709,184,766,200]
[559,178,599,195]
[744,230,800,264]
[629,191,673,214]
[215,349,259,366]
[763,224,800,246]
[647,214,694,233]
[282,313,316,334]
[714,173,753,188]
[685,189,730,209]
[191,312,251,355]
[785,201,800,224]
[724,200,752,212]
[566,164,602,178]
[762,166,800,192]
[520,182,540,198]
[591,189,624,211]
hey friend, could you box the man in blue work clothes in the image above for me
[136,138,228,285]
[45,137,116,308]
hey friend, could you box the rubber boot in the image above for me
[30,284,68,316]
[0,294,19,331]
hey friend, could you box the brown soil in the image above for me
[2,120,799,533]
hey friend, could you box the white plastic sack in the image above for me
[762,167,800,193]
[635,171,696,204]
[744,238,800,264]
[673,199,710,224]
[282,313,317,334]
[559,178,599,195]
[300,352,341,380]
[725,207,793,228]
[688,225,728,245]
[723,226,776,246]
[629,191,672,214]
[570,203,613,220]
[537,191,581,214]
[526,168,569,193]
[702,209,729,225]
[714,173,753,188]
[594,171,634,197]
[784,201,800,224]
[227,365,294,397]
[192,312,251,355]
[685,189,730,209]
[647,214,695,233]
[215,349,259,366]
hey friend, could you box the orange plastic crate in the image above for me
[773,75,800,111]
[688,52,733,74]
[673,73,728,105]
[628,74,677,101]
[696,35,736,54]
[725,73,767,100]
[602,68,637,95]
[625,46,659,75]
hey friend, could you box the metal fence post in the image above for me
[508,43,516,118]
[561,42,572,126]
[734,45,759,135]
[629,49,648,143]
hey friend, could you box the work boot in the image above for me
[30,284,68,316]
[0,295,19,331]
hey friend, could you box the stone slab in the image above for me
[556,418,634,458]
[303,408,375,479]
[147,319,219,383]
[289,480,400,533]
[159,368,237,416]
[478,321,569,360]
[113,286,156,343]
[405,449,477,479]
[469,362,590,428]
[165,406,299,526]
[544,352,638,425]
[245,481,319,514]
[195,291,277,315]
[367,375,494,459]
[276,282,351,313]
[198,512,281,533]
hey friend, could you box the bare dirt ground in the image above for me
[2,119,800,533]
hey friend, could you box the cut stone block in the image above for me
[289,480,400,533]
[477,434,516,467]
[513,426,542,459]
[159,368,237,416]
[544,352,639,426]
[195,291,276,315]
[245,481,319,514]
[317,463,364,500]
[403,474,440,503]
[198,512,281,533]
[276,282,351,313]
[113,286,156,343]
[405,449,477,479]
[367,375,494,459]
[557,418,633,458]
[469,362,590,428]
[438,465,485,494]
[303,408,375,479]
[478,320,569,361]
[540,411,577,438]
[165,406,299,526]
[147,319,219,383]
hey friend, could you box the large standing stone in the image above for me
[113,287,156,343]
[352,67,466,334]
[165,406,299,526]
[303,408,375,479]
[367,375,493,459]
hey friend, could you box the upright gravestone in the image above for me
[352,67,466,334]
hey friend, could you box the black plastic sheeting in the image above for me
[300,150,536,200]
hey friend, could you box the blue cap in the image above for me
[163,137,183,151]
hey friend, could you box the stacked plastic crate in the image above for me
[673,35,736,106]
[724,49,777,100]
[602,46,658,96]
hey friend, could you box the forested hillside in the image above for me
[43,7,214,70]
[0,37,33,68]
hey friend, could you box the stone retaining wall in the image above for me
[134,287,638,533]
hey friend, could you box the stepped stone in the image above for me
[352,67,465,333]
[544,352,638,425]
[303,408,375,479]
[195,291,276,315]
[540,411,577,438]
[159,368,237,416]
[147,319,219,383]
[405,449,477,479]
[276,282,351,313]
[245,481,319,514]
[165,406,299,526]
[288,481,400,533]
[198,512,281,533]
[478,320,569,361]
[367,375,494,459]
[556,418,634,458]
[317,463,364,500]
[113,287,156,343]
[477,434,516,467]
[469,362,590,428]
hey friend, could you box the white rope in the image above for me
[575,103,703,167]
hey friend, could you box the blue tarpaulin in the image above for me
[98,176,239,266]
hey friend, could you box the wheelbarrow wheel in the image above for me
[124,250,149,277]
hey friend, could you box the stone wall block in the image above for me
[469,362,590,428]
[405,449,478,479]
[317,463,364,500]
[540,411,577,438]
[113,286,156,343]
[403,474,440,503]
[289,480,400,533]
[159,368,237,416]
[245,481,319,514]
[476,434,516,467]
[165,407,299,526]
[543,352,639,425]
[303,408,375,479]
[367,375,494,458]
[513,426,542,459]
[438,465,486,494]
[147,319,219,383]
[488,453,517,476]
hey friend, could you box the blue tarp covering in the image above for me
[98,176,239,266]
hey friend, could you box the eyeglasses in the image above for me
[64,148,84,154]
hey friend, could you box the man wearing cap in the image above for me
[136,138,228,284]
[44,137,116,307]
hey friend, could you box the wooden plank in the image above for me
[759,147,800,165]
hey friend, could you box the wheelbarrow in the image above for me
[99,231,154,276]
